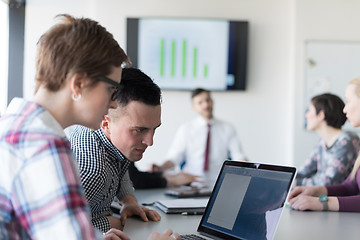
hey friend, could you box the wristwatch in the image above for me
[319,195,328,211]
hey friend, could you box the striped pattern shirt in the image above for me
[0,98,98,240]
[69,125,133,232]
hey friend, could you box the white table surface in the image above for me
[123,188,360,240]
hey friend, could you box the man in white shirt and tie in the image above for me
[153,88,247,183]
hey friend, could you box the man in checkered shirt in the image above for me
[69,68,162,232]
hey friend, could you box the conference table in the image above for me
[122,188,360,240]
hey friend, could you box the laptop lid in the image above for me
[196,160,296,240]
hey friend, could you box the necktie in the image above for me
[204,123,211,171]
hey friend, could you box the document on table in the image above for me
[155,198,208,214]
[165,186,212,198]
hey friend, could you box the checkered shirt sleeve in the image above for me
[70,125,133,232]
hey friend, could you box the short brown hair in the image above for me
[35,14,130,92]
[191,88,210,99]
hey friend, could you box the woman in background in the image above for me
[289,77,360,212]
[297,93,360,186]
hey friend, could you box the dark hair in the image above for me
[35,14,130,92]
[311,93,346,129]
[116,68,161,106]
[191,88,210,99]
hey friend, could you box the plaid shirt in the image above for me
[0,98,99,240]
[69,125,133,232]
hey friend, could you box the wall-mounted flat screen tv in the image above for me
[126,17,248,90]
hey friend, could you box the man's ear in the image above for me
[101,115,111,133]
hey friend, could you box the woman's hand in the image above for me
[289,195,323,211]
[288,185,327,200]
[289,195,339,211]
[103,228,130,240]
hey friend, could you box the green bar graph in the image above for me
[193,47,197,77]
[160,39,165,76]
[204,64,208,78]
[171,40,176,77]
[158,39,208,79]
[182,40,187,77]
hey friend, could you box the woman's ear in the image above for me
[69,72,87,95]
[318,110,325,121]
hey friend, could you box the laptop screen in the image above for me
[197,161,296,240]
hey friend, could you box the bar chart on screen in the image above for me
[138,18,229,90]
[127,17,248,91]
[158,38,209,79]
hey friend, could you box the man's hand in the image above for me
[151,163,162,172]
[152,160,175,172]
[164,172,199,187]
[120,195,161,225]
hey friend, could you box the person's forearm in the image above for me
[313,186,328,196]
[108,216,123,230]
[130,171,167,189]
[326,180,359,196]
[328,197,340,211]
[92,216,111,233]
[161,160,175,171]
[336,195,360,212]
[120,194,138,205]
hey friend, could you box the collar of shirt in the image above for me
[195,116,216,127]
[94,128,126,163]
[5,97,67,139]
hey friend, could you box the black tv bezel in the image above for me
[126,17,248,91]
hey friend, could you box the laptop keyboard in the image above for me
[180,234,207,240]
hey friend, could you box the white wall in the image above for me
[23,0,97,100]
[0,2,9,116]
[91,0,294,170]
[24,0,360,172]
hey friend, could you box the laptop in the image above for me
[181,160,296,240]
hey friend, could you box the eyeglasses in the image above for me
[97,76,122,101]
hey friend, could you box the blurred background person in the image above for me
[153,88,247,183]
[289,78,360,212]
[128,161,198,189]
[296,93,360,186]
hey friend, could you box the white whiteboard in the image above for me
[305,40,360,130]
